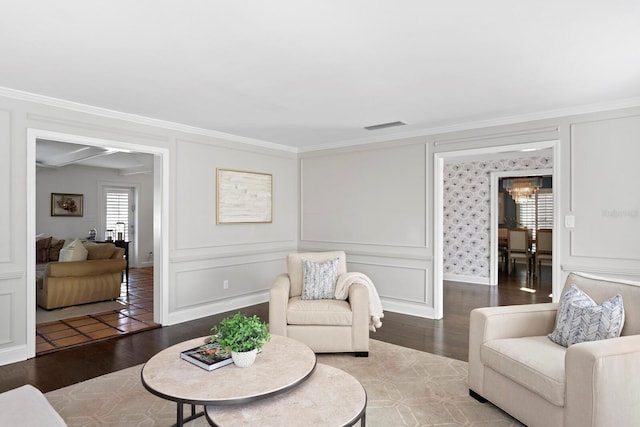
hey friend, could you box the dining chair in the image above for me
[534,228,552,277]
[498,228,509,272]
[507,228,532,275]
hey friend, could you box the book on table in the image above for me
[180,342,233,371]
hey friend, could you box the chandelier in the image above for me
[503,177,543,204]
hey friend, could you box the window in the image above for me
[105,188,130,241]
[517,188,553,241]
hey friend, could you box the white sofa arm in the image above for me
[269,273,291,337]
[565,335,640,427]
[469,303,558,395]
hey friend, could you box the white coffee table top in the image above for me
[205,363,367,427]
[141,334,316,405]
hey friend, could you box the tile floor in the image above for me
[36,267,159,355]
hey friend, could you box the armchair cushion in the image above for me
[287,297,353,325]
[301,257,339,300]
[549,284,625,347]
[482,336,567,406]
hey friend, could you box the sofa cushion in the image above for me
[48,238,65,261]
[83,241,116,260]
[36,237,52,263]
[549,284,625,347]
[481,336,566,407]
[59,239,88,262]
[301,257,339,300]
[287,296,353,326]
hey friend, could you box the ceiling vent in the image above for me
[364,121,406,131]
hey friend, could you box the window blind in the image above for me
[105,190,129,241]
[517,188,553,241]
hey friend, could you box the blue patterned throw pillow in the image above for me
[548,284,625,347]
[301,257,339,300]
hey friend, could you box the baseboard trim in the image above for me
[444,274,491,285]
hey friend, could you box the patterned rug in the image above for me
[45,339,523,426]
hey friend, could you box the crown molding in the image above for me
[3,86,640,155]
[299,97,640,153]
[0,86,297,153]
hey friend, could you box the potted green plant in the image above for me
[211,312,270,368]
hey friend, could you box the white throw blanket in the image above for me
[335,272,384,332]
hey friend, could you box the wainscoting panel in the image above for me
[348,260,428,304]
[0,292,12,345]
[0,109,11,263]
[168,254,285,325]
[570,115,640,261]
[174,138,297,252]
[300,143,427,248]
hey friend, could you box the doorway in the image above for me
[26,129,169,359]
[434,140,560,320]
[490,169,553,286]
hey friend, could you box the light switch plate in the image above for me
[565,215,575,228]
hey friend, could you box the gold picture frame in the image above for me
[216,169,272,224]
[51,193,83,217]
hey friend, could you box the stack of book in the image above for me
[180,342,233,371]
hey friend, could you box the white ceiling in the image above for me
[3,1,640,150]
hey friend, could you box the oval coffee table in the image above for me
[205,363,367,426]
[141,334,316,426]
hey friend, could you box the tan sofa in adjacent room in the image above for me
[36,239,127,310]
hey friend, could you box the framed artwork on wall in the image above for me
[216,169,272,224]
[51,193,83,217]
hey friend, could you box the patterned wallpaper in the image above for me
[443,155,553,279]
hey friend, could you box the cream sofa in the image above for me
[468,272,640,427]
[269,251,370,355]
[36,242,126,310]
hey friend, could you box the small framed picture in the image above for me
[51,193,83,217]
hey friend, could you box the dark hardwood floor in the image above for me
[0,265,551,394]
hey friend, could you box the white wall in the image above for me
[35,164,154,267]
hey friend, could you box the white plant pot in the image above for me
[231,348,257,368]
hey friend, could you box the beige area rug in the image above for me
[45,339,523,426]
[36,301,126,324]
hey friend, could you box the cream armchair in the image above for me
[468,272,640,427]
[269,251,370,356]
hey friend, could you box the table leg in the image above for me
[174,402,204,427]
[176,403,184,427]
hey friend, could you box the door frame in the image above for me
[26,129,170,358]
